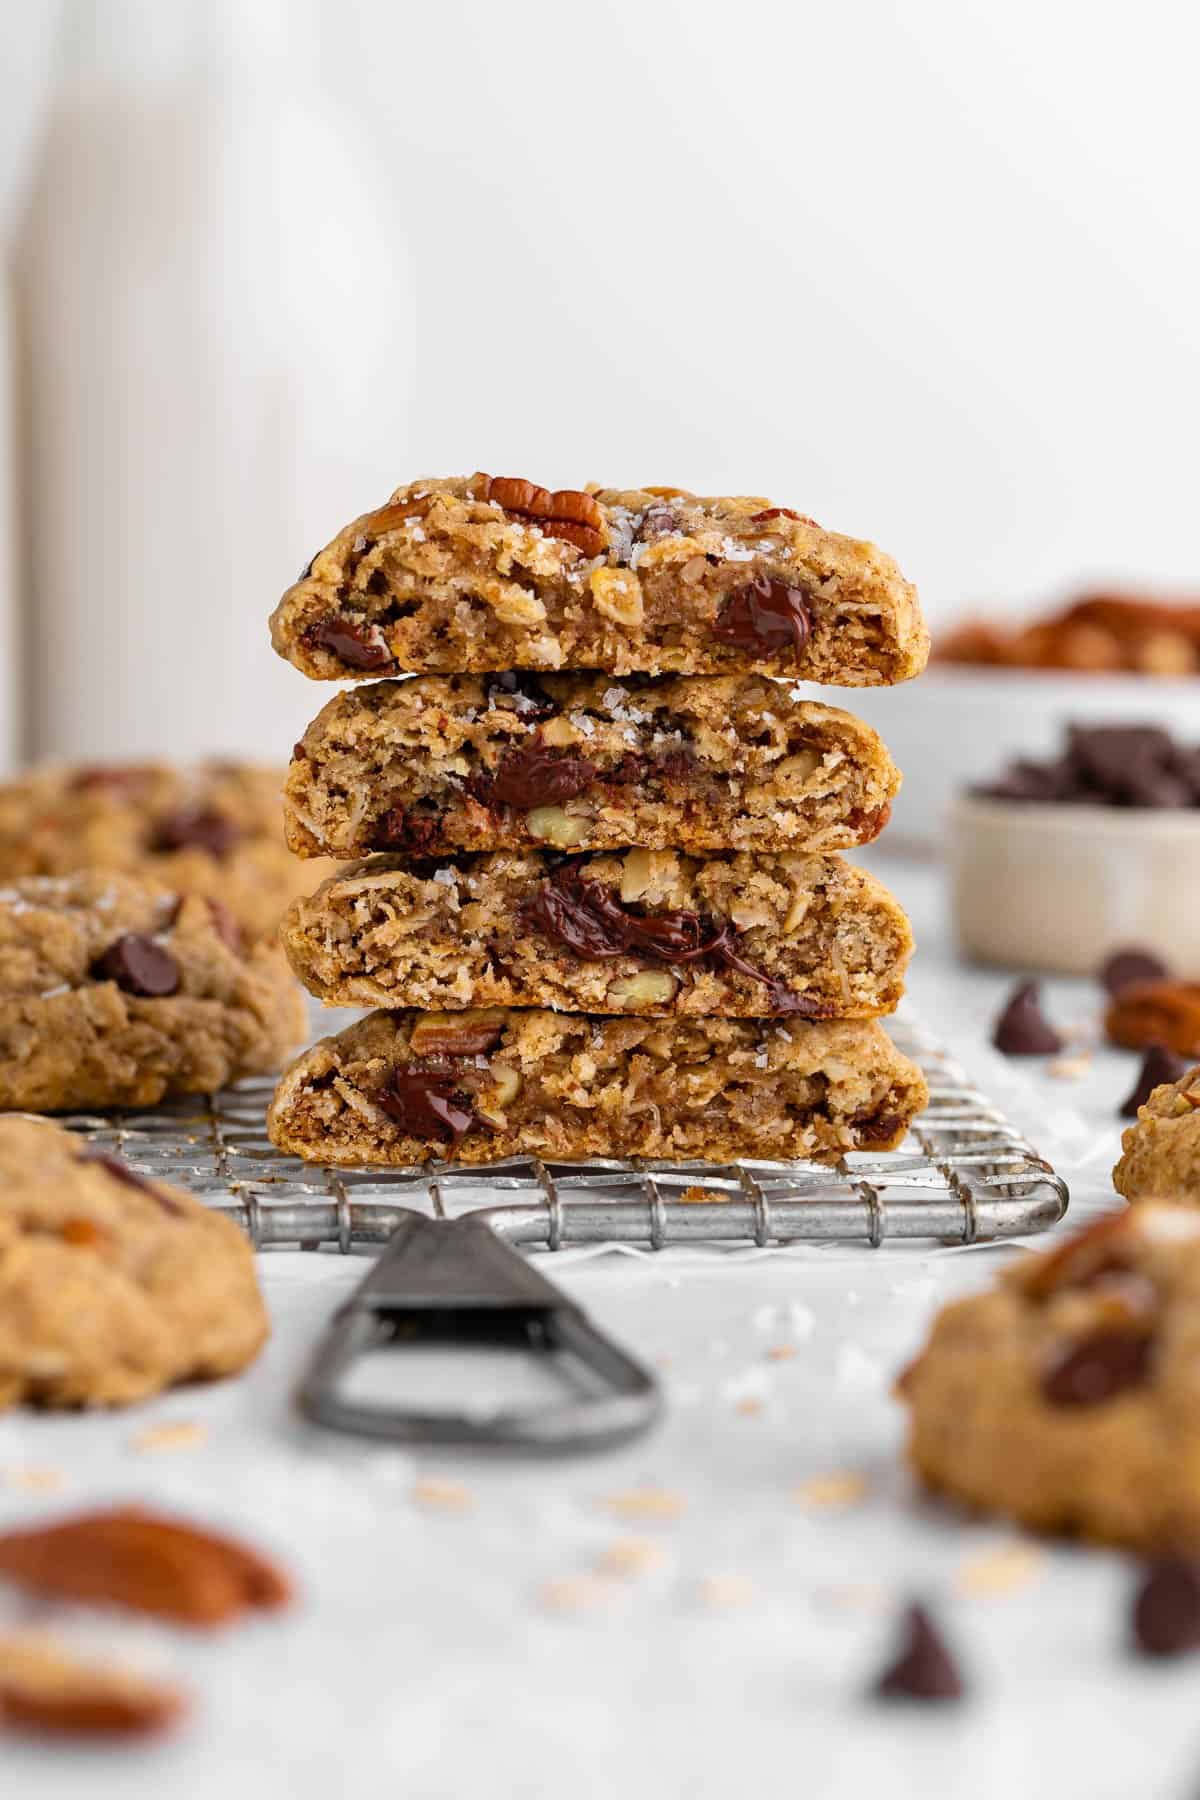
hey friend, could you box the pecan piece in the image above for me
[477,474,607,558]
[0,1635,186,1739]
[0,1507,292,1628]
[408,1010,506,1056]
[1106,980,1200,1057]
[750,506,817,526]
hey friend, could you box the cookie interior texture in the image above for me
[0,1117,267,1409]
[270,476,928,684]
[900,1205,1200,1548]
[284,673,900,861]
[0,871,307,1110]
[282,848,913,1019]
[0,760,337,943]
[266,1008,928,1167]
[1114,1062,1200,1203]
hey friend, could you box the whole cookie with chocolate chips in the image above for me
[1114,1063,1200,1204]
[270,474,928,684]
[899,1205,1200,1547]
[0,1117,267,1409]
[0,762,336,944]
[0,871,307,1110]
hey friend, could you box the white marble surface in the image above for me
[0,857,1190,1800]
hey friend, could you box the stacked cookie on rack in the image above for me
[265,475,930,1167]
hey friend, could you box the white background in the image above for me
[2,0,1200,764]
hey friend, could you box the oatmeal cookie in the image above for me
[0,871,307,1110]
[0,761,337,945]
[281,849,912,1020]
[899,1205,1200,1547]
[0,1117,266,1410]
[284,674,900,861]
[266,1008,927,1167]
[270,475,928,683]
[1114,1063,1200,1204]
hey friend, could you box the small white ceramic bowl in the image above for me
[949,794,1200,974]
[833,668,1200,853]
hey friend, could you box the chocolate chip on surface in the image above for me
[873,1603,964,1702]
[1101,947,1171,998]
[90,935,181,999]
[712,576,812,663]
[152,807,242,859]
[991,981,1064,1055]
[1133,1558,1200,1657]
[304,616,395,671]
[1120,1044,1191,1118]
[377,1063,477,1145]
[1041,1327,1154,1407]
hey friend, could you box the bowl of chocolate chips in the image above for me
[950,723,1200,973]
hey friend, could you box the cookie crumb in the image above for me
[2,1467,64,1493]
[601,1486,686,1522]
[593,1538,667,1578]
[794,1470,869,1510]
[955,1539,1043,1598]
[765,1344,797,1362]
[411,1477,474,1512]
[1046,1050,1093,1081]
[537,1575,613,1615]
[131,1422,208,1454]
[694,1574,754,1610]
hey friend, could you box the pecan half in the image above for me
[0,1635,186,1740]
[1105,980,1200,1057]
[0,1507,292,1629]
[477,474,606,558]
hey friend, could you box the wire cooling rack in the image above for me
[48,1015,1068,1251]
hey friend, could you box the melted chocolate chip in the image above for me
[483,672,557,720]
[1041,1327,1154,1406]
[525,863,829,1017]
[373,805,439,854]
[152,807,242,859]
[76,1147,184,1215]
[873,1604,964,1702]
[303,616,395,671]
[712,575,812,663]
[90,934,181,998]
[1133,1558,1200,1657]
[473,741,597,811]
[991,980,1064,1056]
[377,1062,478,1145]
[1120,1043,1190,1117]
[1101,946,1170,997]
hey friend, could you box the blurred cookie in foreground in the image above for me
[268,1009,928,1167]
[1114,1064,1200,1205]
[0,761,336,944]
[938,592,1200,677]
[0,1117,267,1409]
[898,1205,1200,1546]
[0,871,307,1110]
[1106,981,1200,1059]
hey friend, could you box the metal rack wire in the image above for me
[50,1016,1067,1251]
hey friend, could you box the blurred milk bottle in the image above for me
[16,0,413,764]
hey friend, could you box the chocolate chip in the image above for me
[1101,947,1170,997]
[373,805,439,854]
[991,980,1064,1055]
[205,897,244,954]
[975,722,1200,809]
[525,863,830,1017]
[376,1062,477,1146]
[873,1604,964,1702]
[474,742,597,811]
[1120,1043,1190,1117]
[637,505,680,541]
[1041,1327,1154,1406]
[292,741,307,761]
[90,934,181,998]
[712,575,812,663]
[483,672,557,720]
[1133,1558,1200,1657]
[152,807,242,859]
[303,616,395,671]
[76,1147,184,1215]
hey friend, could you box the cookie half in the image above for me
[0,871,308,1110]
[0,761,337,944]
[900,1204,1200,1547]
[284,674,900,861]
[267,1008,928,1166]
[0,1117,266,1410]
[270,475,928,683]
[281,849,912,1020]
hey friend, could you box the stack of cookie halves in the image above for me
[265,475,930,1168]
